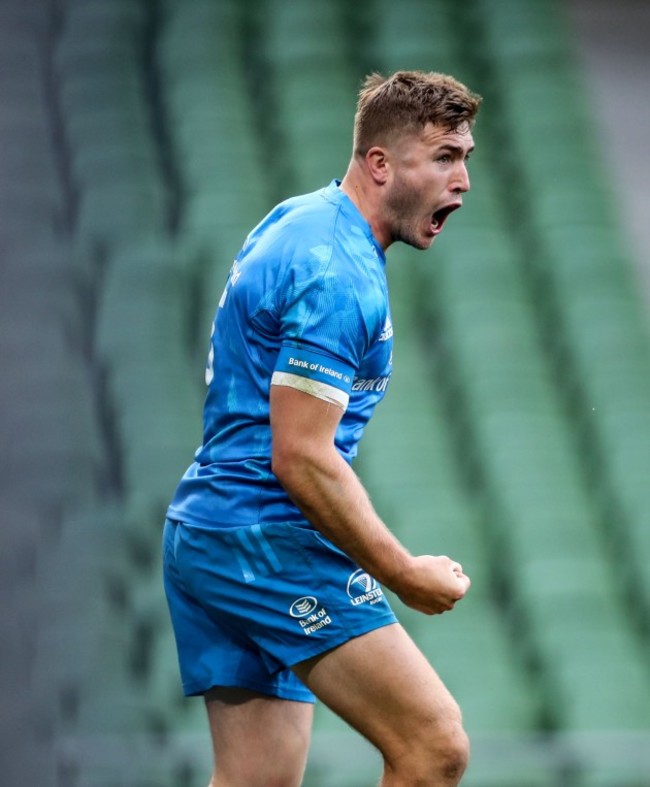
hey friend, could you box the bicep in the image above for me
[270,384,344,472]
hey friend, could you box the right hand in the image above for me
[395,554,471,615]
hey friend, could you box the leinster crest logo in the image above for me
[346,569,384,606]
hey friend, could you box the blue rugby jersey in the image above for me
[167,180,393,528]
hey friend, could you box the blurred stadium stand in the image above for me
[1,0,649,784]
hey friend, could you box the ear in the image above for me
[365,146,389,185]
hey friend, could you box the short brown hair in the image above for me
[353,70,482,156]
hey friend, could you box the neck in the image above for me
[339,159,391,250]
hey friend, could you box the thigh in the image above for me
[292,622,462,760]
[205,686,314,787]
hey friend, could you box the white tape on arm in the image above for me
[271,371,349,411]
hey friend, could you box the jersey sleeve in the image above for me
[270,255,384,411]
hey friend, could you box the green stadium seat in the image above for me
[71,145,160,187]
[64,116,155,174]
[76,183,168,246]
[159,0,269,261]
[306,724,382,786]
[159,1,239,77]
[253,0,355,192]
[515,554,650,729]
[366,0,459,74]
[420,603,542,733]
[553,630,650,732]
[96,243,194,364]
[182,191,265,261]
[525,185,614,232]
[53,36,142,77]
[474,0,569,65]
[59,73,146,118]
[59,0,147,40]
[261,0,347,63]
[540,228,635,299]
[517,555,621,623]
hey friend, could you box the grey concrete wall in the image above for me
[568,0,650,312]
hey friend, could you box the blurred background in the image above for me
[1,0,649,784]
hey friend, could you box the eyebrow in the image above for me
[437,143,475,156]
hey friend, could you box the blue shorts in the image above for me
[162,518,397,703]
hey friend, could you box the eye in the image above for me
[437,154,452,164]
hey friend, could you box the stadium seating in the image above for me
[3,0,649,784]
[365,0,459,74]
[0,19,65,246]
[358,247,545,742]
[54,0,169,249]
[157,0,270,338]
[472,0,650,637]
[93,238,204,522]
[254,0,356,194]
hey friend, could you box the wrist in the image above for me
[373,547,415,594]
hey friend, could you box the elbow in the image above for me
[271,440,329,492]
[271,446,291,487]
[271,440,302,489]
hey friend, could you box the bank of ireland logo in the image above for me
[289,596,333,635]
[347,569,384,606]
[289,596,319,618]
[379,316,393,342]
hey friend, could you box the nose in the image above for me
[451,162,470,194]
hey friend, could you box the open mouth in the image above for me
[430,202,462,235]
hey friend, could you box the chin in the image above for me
[393,221,436,251]
[409,235,435,251]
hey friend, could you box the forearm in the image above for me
[275,446,413,592]
[270,386,470,615]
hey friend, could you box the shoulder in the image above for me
[254,185,341,245]
[246,185,388,339]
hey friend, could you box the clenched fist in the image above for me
[395,554,471,615]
